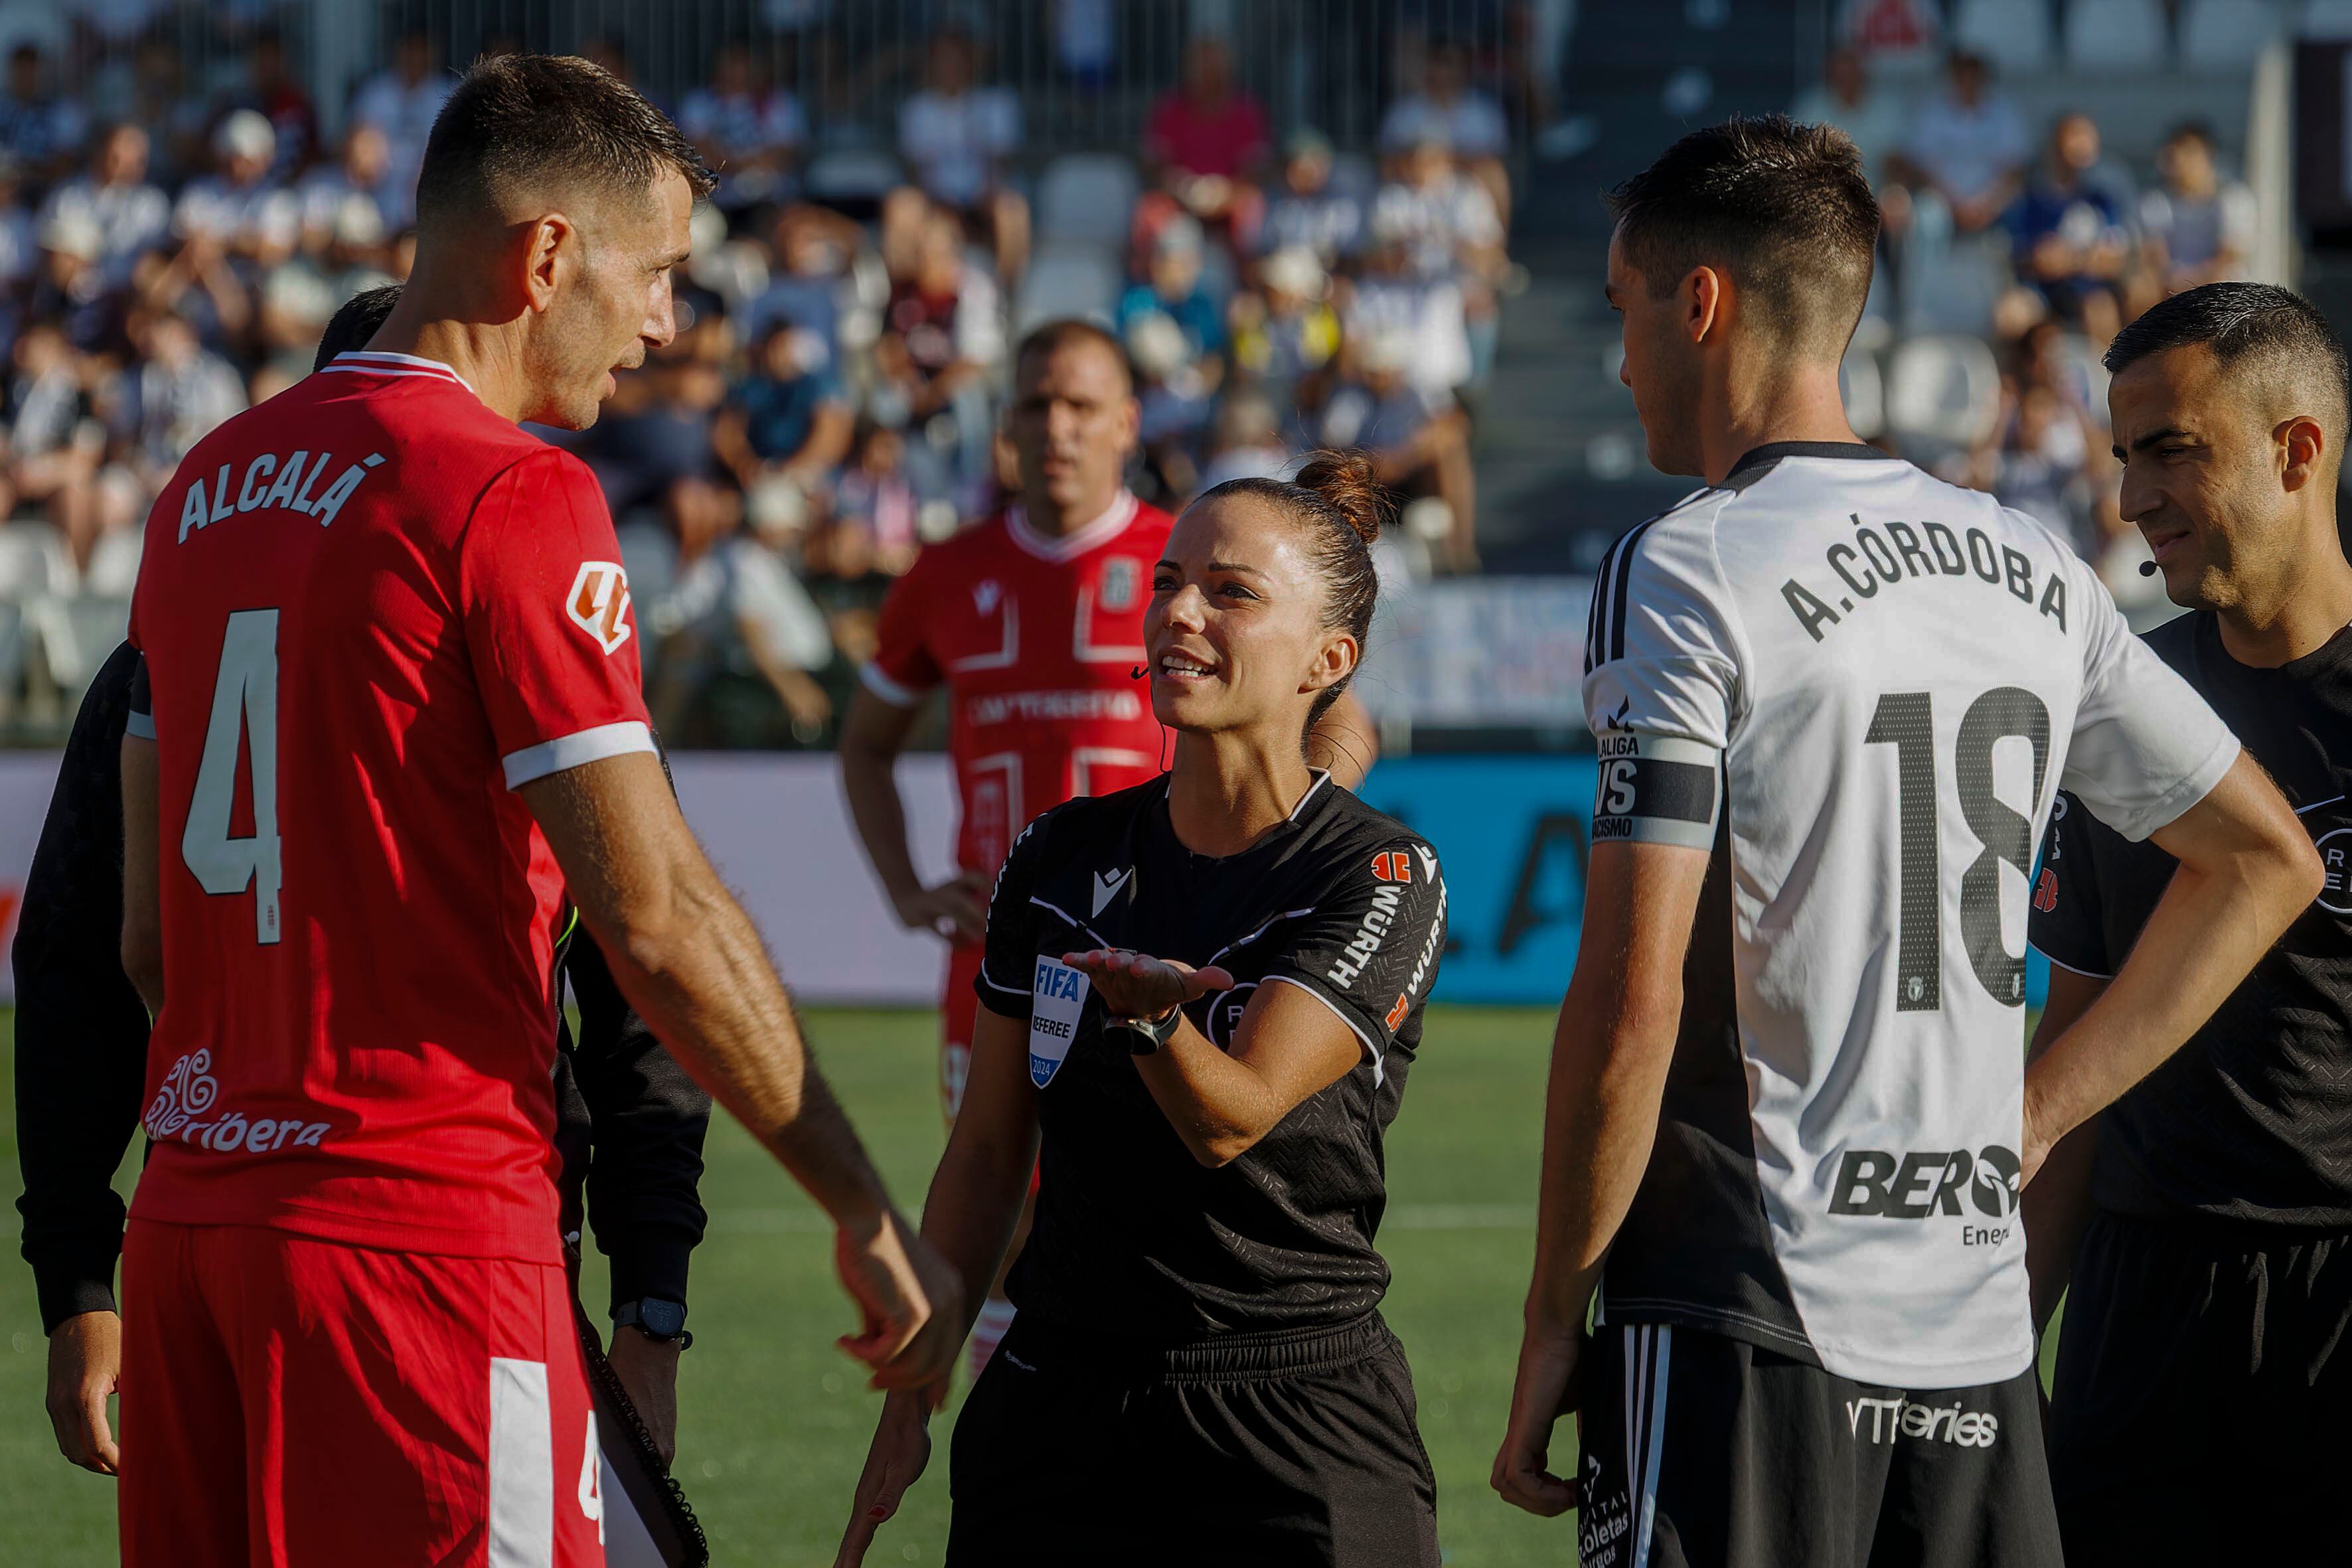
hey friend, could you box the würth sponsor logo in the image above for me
[1844,1394,2000,1448]
[566,561,633,654]
[1371,850,1413,883]
[1327,883,1405,986]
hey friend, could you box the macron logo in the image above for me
[1415,844,1438,880]
[1092,867,1132,916]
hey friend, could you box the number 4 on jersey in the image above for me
[183,607,282,945]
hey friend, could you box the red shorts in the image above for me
[119,1219,605,1568]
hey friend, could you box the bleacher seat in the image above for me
[43,595,130,689]
[1952,0,2055,74]
[1014,242,1124,334]
[84,527,141,599]
[803,149,905,222]
[0,520,74,601]
[1841,349,1887,441]
[2066,0,2171,68]
[1036,154,1140,249]
[2182,0,2286,68]
[2302,0,2352,38]
[1885,335,2003,453]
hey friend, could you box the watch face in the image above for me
[638,1298,687,1339]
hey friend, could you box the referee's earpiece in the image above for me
[1131,665,1148,678]
[2139,560,2158,577]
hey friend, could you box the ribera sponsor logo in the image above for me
[1844,1393,2000,1449]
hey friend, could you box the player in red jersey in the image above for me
[115,56,956,1568]
[840,318,1374,1371]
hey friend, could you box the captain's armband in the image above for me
[1591,729,1721,850]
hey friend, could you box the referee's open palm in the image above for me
[1063,948,1236,1019]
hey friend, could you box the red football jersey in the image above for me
[865,493,1173,877]
[125,350,656,1261]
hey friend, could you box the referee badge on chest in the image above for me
[1029,957,1091,1088]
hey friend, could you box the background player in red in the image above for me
[116,54,956,1568]
[839,317,1375,1372]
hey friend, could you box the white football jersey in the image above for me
[1582,442,2238,1389]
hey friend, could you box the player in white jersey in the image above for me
[1492,118,2321,1568]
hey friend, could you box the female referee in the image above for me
[835,453,1449,1568]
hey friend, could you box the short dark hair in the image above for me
[1607,114,1879,358]
[2165,119,2217,151]
[1014,317,1133,393]
[314,284,403,371]
[414,53,714,236]
[2105,281,2351,447]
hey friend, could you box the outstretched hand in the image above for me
[1061,949,1234,1022]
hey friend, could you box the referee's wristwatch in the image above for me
[1107,1002,1185,1055]
[613,1297,692,1350]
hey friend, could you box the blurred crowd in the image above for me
[1796,45,2259,611]
[0,17,1522,745]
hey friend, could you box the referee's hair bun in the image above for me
[1291,450,1387,546]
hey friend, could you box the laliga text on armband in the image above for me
[143,1050,331,1154]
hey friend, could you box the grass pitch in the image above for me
[0,1004,1583,1566]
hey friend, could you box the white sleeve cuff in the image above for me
[860,662,928,708]
[501,720,657,789]
[125,710,156,740]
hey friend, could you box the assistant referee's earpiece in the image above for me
[2140,560,2159,577]
[1131,665,1148,678]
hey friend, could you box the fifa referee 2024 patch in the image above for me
[1592,729,1721,850]
[1028,958,1090,1088]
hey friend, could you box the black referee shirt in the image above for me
[2030,611,2352,1227]
[978,771,1447,1342]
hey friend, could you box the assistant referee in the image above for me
[2026,282,2352,1563]
[835,452,1449,1568]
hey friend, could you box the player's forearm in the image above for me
[1525,987,1680,1334]
[2021,972,2104,1330]
[917,1108,1036,1348]
[1132,1021,1292,1166]
[610,876,892,1231]
[839,734,925,906]
[2025,848,2315,1156]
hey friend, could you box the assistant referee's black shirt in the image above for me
[2031,610,2352,1227]
[977,771,1447,1342]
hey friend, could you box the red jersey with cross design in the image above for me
[124,349,657,1262]
[864,493,1175,878]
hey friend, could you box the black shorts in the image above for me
[1579,1322,2059,1568]
[2048,1211,2352,1565]
[946,1310,1438,1567]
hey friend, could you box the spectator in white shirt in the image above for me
[1380,39,1510,225]
[172,111,298,274]
[1371,133,1506,384]
[296,124,393,261]
[350,30,455,231]
[40,122,171,289]
[2138,122,2259,297]
[1259,131,1365,268]
[897,28,1028,279]
[109,306,247,484]
[1790,46,1907,183]
[1889,52,2030,235]
[677,41,807,213]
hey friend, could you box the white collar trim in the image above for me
[1005,491,1139,562]
[327,351,477,394]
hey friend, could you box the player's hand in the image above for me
[834,1209,965,1391]
[1492,1322,1585,1517]
[833,1389,934,1568]
[894,873,989,945]
[605,1325,683,1469]
[1061,949,1235,1022]
[46,1310,122,1476]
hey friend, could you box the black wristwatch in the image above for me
[613,1297,692,1348]
[1107,1003,1184,1056]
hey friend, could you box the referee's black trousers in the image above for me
[2048,1210,2352,1566]
[945,1310,1439,1567]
